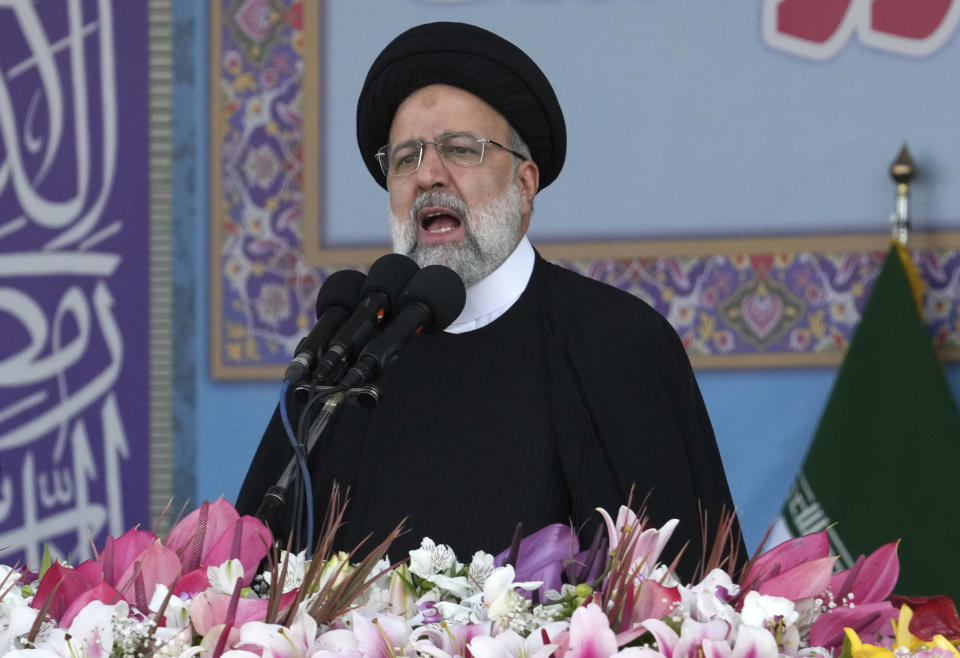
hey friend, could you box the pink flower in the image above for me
[809,542,899,650]
[641,616,732,658]
[164,498,273,593]
[633,580,682,623]
[597,506,678,577]
[352,611,414,658]
[562,603,620,658]
[702,624,779,658]
[189,590,271,637]
[740,531,835,600]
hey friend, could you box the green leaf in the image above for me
[39,545,53,579]
[839,631,855,658]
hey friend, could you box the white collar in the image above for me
[444,236,535,334]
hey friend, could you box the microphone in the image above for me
[282,269,366,385]
[312,253,420,385]
[339,264,465,389]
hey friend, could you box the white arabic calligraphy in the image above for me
[0,0,117,249]
[0,0,138,565]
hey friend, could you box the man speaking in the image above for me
[237,22,741,579]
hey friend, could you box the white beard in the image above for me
[388,181,524,288]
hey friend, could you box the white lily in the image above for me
[741,591,799,628]
[64,600,128,657]
[0,605,39,654]
[483,565,542,625]
[678,568,741,625]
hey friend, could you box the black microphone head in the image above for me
[399,264,466,333]
[360,253,420,319]
[315,269,367,317]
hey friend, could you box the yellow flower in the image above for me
[891,605,960,658]
[844,606,960,658]
[844,627,894,658]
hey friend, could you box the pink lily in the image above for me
[312,627,363,657]
[233,607,319,657]
[188,590,271,636]
[351,610,414,658]
[597,507,678,576]
[414,621,495,658]
[561,602,620,658]
[641,616,731,658]
[701,625,780,658]
[468,624,563,658]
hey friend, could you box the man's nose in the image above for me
[415,143,449,189]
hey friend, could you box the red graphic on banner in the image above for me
[777,0,855,44]
[871,0,953,40]
[763,0,960,59]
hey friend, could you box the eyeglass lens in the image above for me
[380,133,486,176]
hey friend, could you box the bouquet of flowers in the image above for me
[1,496,958,657]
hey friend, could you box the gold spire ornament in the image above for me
[889,142,915,246]
[888,142,923,312]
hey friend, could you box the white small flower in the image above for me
[409,537,457,578]
[468,551,495,588]
[208,558,245,594]
[262,549,307,593]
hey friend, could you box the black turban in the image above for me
[356,22,566,190]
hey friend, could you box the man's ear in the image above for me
[517,160,539,217]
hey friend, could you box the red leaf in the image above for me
[890,595,960,642]
[30,562,96,623]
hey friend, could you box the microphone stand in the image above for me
[254,383,383,555]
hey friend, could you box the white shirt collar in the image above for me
[444,235,535,334]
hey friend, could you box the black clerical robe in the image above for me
[236,254,741,580]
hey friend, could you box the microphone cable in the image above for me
[278,378,315,556]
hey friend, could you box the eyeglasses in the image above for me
[375,132,528,177]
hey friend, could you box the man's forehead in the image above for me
[387,84,509,141]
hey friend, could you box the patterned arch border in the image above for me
[208,0,960,380]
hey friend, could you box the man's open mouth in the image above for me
[418,208,463,234]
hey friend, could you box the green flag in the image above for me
[778,242,960,601]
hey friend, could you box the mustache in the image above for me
[410,191,469,221]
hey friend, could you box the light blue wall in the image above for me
[174,1,960,552]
